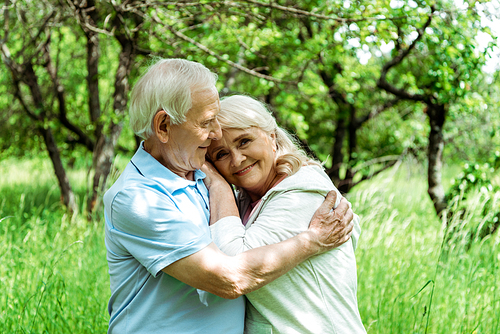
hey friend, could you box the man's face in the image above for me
[164,87,222,177]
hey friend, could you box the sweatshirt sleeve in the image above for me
[210,215,247,256]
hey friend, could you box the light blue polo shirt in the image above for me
[104,145,245,333]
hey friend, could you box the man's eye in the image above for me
[202,118,216,128]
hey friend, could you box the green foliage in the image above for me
[1,0,499,214]
[445,157,500,243]
[0,0,137,162]
[447,160,499,200]
[1,0,498,169]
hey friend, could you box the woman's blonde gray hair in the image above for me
[218,95,321,176]
[129,58,218,139]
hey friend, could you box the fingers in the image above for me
[335,197,350,217]
[318,190,338,214]
[323,207,354,250]
[343,209,354,235]
[308,191,356,254]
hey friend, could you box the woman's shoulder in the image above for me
[273,164,335,193]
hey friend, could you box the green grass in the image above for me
[350,161,500,333]
[0,157,109,333]
[1,156,499,333]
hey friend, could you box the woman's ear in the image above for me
[270,132,277,152]
[153,110,171,143]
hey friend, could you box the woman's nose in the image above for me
[231,151,246,167]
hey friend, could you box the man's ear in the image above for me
[153,110,171,143]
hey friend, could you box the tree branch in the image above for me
[15,9,56,61]
[42,43,95,151]
[151,11,294,84]
[377,7,435,104]
[357,98,401,126]
[12,80,41,121]
[241,0,427,23]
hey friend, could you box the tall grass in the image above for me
[0,157,109,333]
[350,161,500,333]
[1,156,499,333]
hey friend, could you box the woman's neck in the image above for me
[246,172,287,202]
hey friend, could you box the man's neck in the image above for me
[144,139,195,181]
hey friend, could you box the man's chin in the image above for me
[193,159,206,171]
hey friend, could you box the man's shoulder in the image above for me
[104,162,171,210]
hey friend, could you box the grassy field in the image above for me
[1,156,499,333]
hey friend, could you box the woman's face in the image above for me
[208,127,278,201]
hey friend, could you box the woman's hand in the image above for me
[306,191,354,254]
[202,161,239,225]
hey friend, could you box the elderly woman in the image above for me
[206,95,366,334]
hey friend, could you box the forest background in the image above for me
[1,0,500,333]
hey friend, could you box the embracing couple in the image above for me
[103,58,366,334]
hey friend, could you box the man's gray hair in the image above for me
[129,58,218,140]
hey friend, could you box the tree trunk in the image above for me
[427,104,448,218]
[338,106,359,193]
[87,41,133,214]
[40,125,77,213]
[87,32,102,138]
[84,0,103,140]
[328,115,346,186]
[19,62,78,214]
[88,123,123,214]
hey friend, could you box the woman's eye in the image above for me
[240,138,250,146]
[215,151,228,160]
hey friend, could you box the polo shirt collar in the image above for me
[131,142,206,193]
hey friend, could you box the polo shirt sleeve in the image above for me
[107,184,212,277]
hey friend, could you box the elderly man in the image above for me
[103,58,354,333]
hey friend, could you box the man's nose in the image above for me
[209,118,222,140]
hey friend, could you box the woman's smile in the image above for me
[234,162,256,176]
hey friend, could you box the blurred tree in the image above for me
[0,0,145,214]
[376,1,496,219]
[1,0,498,228]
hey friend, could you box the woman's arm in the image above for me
[163,190,354,299]
[211,189,357,256]
[201,163,356,256]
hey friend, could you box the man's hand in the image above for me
[306,190,354,255]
